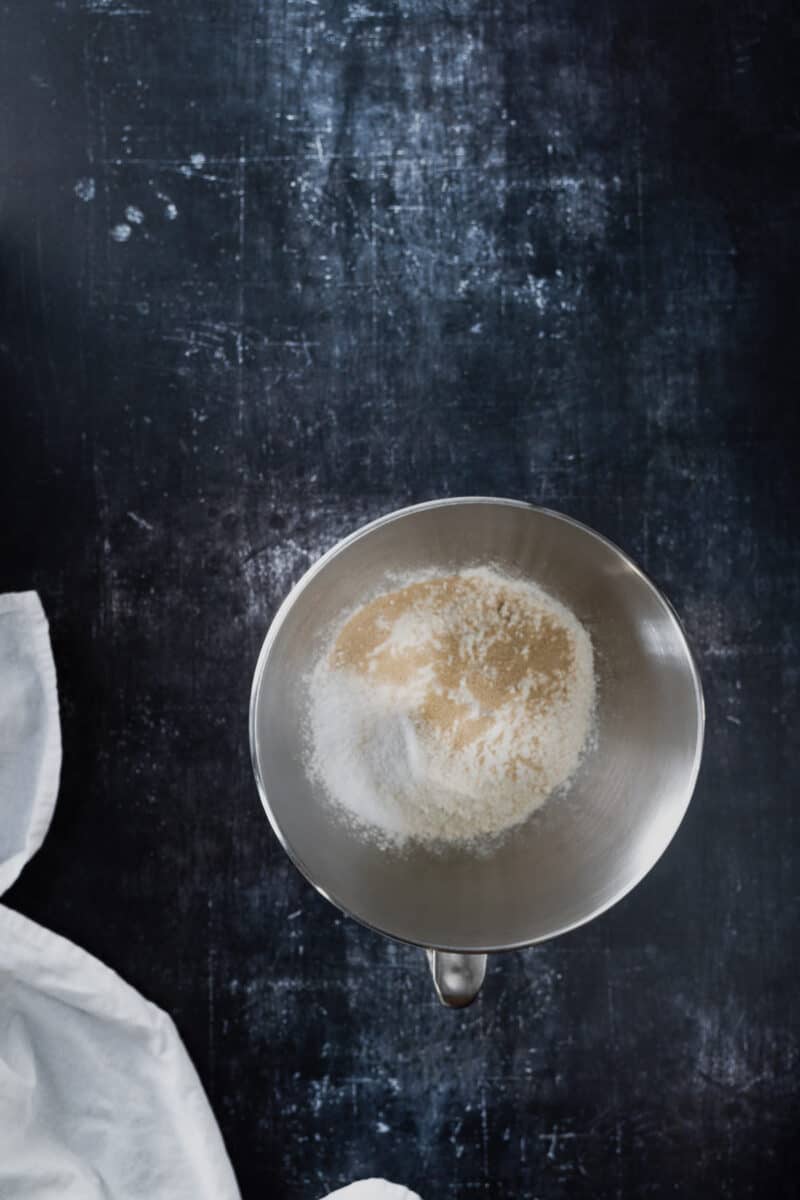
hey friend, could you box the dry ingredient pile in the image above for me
[305,567,595,848]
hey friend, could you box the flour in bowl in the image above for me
[304,567,595,849]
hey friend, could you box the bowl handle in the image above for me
[426,950,487,1008]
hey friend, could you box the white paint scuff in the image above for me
[74,178,95,202]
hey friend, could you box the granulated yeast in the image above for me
[305,567,595,848]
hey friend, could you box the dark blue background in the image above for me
[2,2,797,1196]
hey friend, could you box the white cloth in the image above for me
[0,594,60,895]
[0,905,241,1199]
[321,1184,421,1200]
[0,592,418,1200]
[0,593,240,1199]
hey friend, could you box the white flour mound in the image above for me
[305,567,595,849]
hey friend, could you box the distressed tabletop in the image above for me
[1,1,797,1197]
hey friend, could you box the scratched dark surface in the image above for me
[2,0,798,1196]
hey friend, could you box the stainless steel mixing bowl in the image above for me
[249,499,704,1006]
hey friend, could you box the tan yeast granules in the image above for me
[306,567,595,848]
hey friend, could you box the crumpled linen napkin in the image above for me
[0,592,419,1200]
[0,592,61,896]
[0,592,240,1198]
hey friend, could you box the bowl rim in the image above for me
[249,497,706,953]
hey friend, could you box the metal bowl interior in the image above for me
[250,499,704,952]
